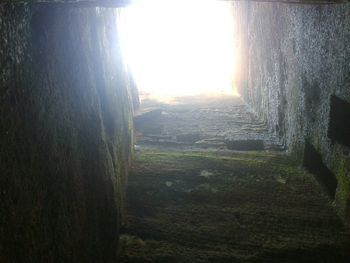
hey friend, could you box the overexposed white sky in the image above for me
[119,0,239,98]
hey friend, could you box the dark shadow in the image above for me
[134,109,163,135]
[225,140,265,151]
[328,95,350,147]
[303,142,337,199]
[30,8,53,52]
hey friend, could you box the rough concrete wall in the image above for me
[0,4,135,262]
[238,2,350,222]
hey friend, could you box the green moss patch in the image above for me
[120,149,350,262]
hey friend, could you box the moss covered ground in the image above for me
[119,149,350,262]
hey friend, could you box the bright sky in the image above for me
[118,0,239,99]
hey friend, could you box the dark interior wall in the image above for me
[237,2,350,222]
[0,4,135,262]
[5,0,130,8]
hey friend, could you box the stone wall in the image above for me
[5,0,130,7]
[0,3,135,262]
[237,2,350,223]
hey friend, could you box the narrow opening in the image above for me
[328,95,350,147]
[118,0,240,101]
[303,142,337,199]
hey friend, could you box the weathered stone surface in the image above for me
[134,96,283,150]
[3,0,131,8]
[3,0,348,6]
[225,139,265,150]
[134,109,163,135]
[236,2,350,222]
[120,149,350,262]
[176,133,201,144]
[0,4,135,262]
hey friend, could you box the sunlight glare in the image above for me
[119,0,239,99]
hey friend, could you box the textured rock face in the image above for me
[0,4,135,262]
[5,0,130,7]
[5,0,348,5]
[237,2,350,222]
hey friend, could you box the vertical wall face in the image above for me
[0,4,135,262]
[236,2,350,222]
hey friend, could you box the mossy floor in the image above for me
[119,149,350,262]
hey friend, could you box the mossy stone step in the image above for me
[120,149,350,262]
